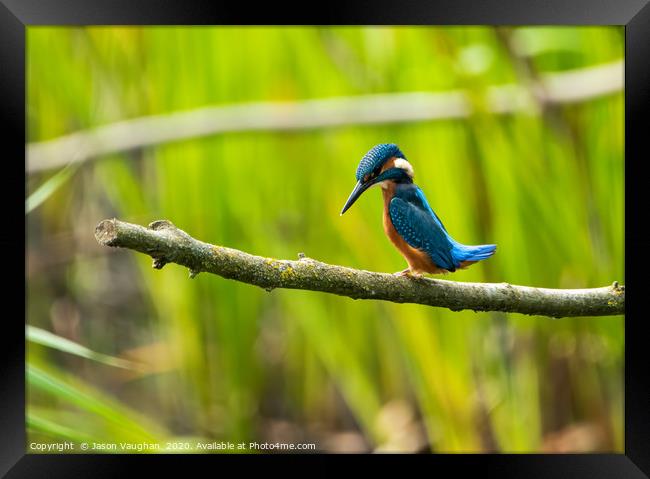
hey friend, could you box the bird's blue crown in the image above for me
[355,143,406,181]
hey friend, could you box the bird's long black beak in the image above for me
[340,180,372,215]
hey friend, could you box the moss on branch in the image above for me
[94,218,624,318]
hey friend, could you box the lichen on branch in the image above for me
[94,218,625,318]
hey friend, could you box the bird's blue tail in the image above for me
[451,242,497,264]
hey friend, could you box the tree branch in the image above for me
[94,219,625,318]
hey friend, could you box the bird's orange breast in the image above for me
[381,184,448,274]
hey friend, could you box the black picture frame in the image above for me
[3,0,648,476]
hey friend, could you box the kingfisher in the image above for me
[340,143,496,276]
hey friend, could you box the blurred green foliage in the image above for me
[26,26,623,452]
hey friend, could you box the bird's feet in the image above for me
[395,268,424,279]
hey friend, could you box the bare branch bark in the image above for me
[94,218,625,318]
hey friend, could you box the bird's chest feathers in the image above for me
[381,184,440,272]
[381,184,402,245]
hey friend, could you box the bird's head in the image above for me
[340,143,414,215]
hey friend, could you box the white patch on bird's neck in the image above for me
[394,158,414,178]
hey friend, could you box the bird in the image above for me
[340,143,496,276]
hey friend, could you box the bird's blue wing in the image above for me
[414,187,448,234]
[389,197,456,271]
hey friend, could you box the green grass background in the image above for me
[26,26,623,452]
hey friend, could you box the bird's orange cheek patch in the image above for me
[380,157,397,173]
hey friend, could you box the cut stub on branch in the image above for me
[94,218,625,318]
